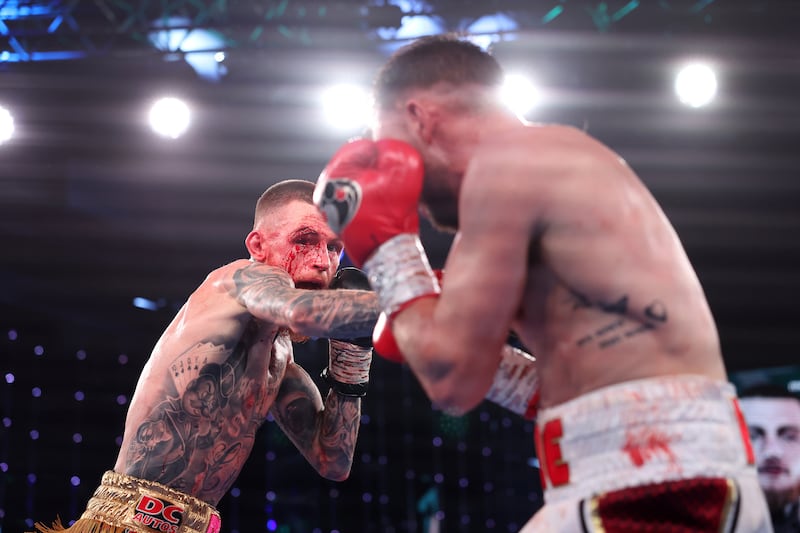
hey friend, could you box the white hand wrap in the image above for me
[364,234,441,316]
[328,339,372,385]
[486,345,540,419]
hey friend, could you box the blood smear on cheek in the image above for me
[282,247,302,276]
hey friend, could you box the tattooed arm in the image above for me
[270,360,361,481]
[217,260,379,339]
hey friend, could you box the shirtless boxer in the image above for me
[33,179,380,533]
[313,35,772,531]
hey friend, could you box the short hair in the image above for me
[253,179,315,228]
[373,34,504,110]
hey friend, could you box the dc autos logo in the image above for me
[132,495,184,533]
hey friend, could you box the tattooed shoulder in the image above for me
[230,262,293,297]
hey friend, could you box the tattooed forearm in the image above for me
[272,373,361,480]
[231,263,379,338]
[319,391,361,476]
[272,375,318,450]
[289,291,379,338]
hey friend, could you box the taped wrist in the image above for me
[321,367,369,397]
[485,345,540,420]
[364,234,441,316]
[324,339,372,397]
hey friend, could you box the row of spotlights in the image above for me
[320,62,717,132]
[0,63,717,144]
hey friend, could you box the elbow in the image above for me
[324,468,351,482]
[309,444,354,482]
[426,384,483,417]
[285,301,323,338]
[419,363,484,417]
[410,335,487,416]
[316,462,351,482]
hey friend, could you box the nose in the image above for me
[760,435,783,457]
[310,243,332,271]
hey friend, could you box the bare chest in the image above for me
[224,324,292,422]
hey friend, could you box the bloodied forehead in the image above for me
[266,200,338,241]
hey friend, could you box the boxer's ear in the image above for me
[245,231,266,262]
[404,99,435,144]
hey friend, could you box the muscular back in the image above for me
[114,261,290,504]
[451,124,726,408]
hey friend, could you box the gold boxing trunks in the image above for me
[33,471,221,533]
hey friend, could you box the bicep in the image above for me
[395,174,535,373]
[436,210,530,357]
[390,177,535,412]
[436,148,542,355]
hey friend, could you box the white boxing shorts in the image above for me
[521,375,773,532]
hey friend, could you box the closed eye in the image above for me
[294,235,317,246]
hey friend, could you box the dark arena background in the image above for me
[1,1,799,532]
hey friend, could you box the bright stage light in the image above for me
[0,106,15,144]
[321,84,372,132]
[674,62,718,108]
[148,97,191,139]
[500,74,541,117]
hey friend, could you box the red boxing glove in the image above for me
[316,138,440,361]
[314,138,424,268]
[372,311,404,363]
